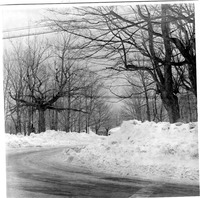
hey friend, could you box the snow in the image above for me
[6,120,199,185]
[6,130,104,148]
[108,126,121,135]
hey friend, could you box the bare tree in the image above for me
[121,89,145,121]
[47,3,195,123]
[80,71,105,133]
[50,34,89,132]
[6,35,87,133]
[4,43,29,134]
[91,99,112,134]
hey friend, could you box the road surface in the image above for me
[6,147,199,198]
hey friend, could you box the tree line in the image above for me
[3,3,197,135]
[4,34,115,135]
[46,3,196,123]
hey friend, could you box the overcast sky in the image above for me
[2,6,50,41]
[1,1,199,107]
[2,8,43,30]
[1,3,127,107]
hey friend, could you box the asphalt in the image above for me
[6,147,200,198]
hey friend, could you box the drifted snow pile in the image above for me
[6,130,102,148]
[63,120,199,184]
[6,121,199,184]
[108,126,120,135]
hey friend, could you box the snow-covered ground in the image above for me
[6,129,102,148]
[108,126,121,135]
[6,120,199,185]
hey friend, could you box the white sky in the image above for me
[2,1,198,39]
[1,3,128,106]
[1,1,199,105]
[2,8,43,30]
[1,6,50,41]
[1,0,157,5]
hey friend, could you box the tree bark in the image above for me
[188,64,197,97]
[55,110,58,130]
[140,71,151,121]
[160,4,180,123]
[159,102,164,122]
[144,87,151,121]
[161,91,180,123]
[66,100,71,132]
[38,108,46,133]
[50,110,58,130]
[78,111,81,133]
[16,102,21,133]
[27,106,32,136]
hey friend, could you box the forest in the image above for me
[3,3,197,135]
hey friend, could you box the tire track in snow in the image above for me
[129,184,162,198]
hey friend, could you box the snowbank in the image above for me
[63,120,199,184]
[108,126,121,135]
[6,130,104,148]
[6,120,199,184]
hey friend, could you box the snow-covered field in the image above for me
[6,120,199,185]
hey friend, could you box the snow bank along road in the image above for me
[6,147,199,198]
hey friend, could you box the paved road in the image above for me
[6,147,199,198]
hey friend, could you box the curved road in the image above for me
[6,147,199,198]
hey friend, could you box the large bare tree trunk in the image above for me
[16,102,22,133]
[188,64,197,97]
[55,110,58,130]
[160,4,180,123]
[78,111,81,133]
[161,91,180,123]
[144,87,151,121]
[65,95,71,132]
[65,110,70,132]
[27,106,33,136]
[65,70,71,133]
[50,110,58,130]
[66,95,71,132]
[38,108,46,133]
[186,91,192,122]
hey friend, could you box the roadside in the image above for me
[6,147,199,198]
[6,120,199,186]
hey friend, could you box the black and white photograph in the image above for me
[1,0,199,197]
